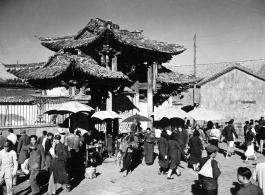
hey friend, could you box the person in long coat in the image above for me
[157,130,168,175]
[44,133,54,172]
[176,126,189,152]
[48,135,70,194]
[167,132,186,179]
[188,130,203,171]
[120,133,136,177]
[17,129,30,175]
[23,135,45,195]
[143,128,156,165]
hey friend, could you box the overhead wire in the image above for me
[220,0,265,13]
[199,34,265,46]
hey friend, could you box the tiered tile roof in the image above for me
[3,52,130,81]
[37,18,186,55]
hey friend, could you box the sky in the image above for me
[0,0,265,78]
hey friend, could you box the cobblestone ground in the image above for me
[13,138,265,195]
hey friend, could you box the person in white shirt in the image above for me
[7,129,17,150]
[209,123,221,147]
[0,141,18,195]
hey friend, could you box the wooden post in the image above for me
[147,63,153,129]
[134,80,139,114]
[153,62,157,94]
[106,53,112,111]
[112,55,117,71]
[168,96,173,106]
[106,90,112,111]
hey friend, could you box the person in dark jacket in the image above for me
[223,119,238,159]
[167,132,186,179]
[48,134,70,194]
[23,135,45,195]
[45,133,54,172]
[243,121,250,145]
[255,120,261,146]
[244,126,257,162]
[236,167,263,195]
[258,121,265,154]
[188,130,203,171]
[0,131,7,150]
[177,126,189,151]
[17,129,30,175]
[157,130,168,175]
[199,145,221,195]
[143,128,156,164]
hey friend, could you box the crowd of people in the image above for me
[0,126,99,195]
[112,117,265,195]
[0,116,265,195]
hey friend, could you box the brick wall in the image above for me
[200,69,265,124]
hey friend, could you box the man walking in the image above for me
[0,141,18,195]
[223,119,238,159]
[23,135,45,195]
[17,129,30,175]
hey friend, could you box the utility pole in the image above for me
[193,34,196,78]
[193,34,197,125]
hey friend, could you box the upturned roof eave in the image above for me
[36,18,186,55]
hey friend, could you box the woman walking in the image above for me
[48,134,70,194]
[188,130,203,171]
[143,128,156,165]
[176,126,189,154]
[167,131,186,179]
[44,133,54,172]
[244,125,257,162]
[121,133,136,177]
[157,130,168,175]
[194,124,206,144]
[209,123,220,147]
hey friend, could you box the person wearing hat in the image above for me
[23,135,45,195]
[198,145,221,195]
[0,140,18,195]
[48,134,70,194]
[0,131,7,150]
[17,129,30,175]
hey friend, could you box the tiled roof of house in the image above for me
[157,65,199,85]
[169,59,265,81]
[198,64,265,86]
[2,53,130,81]
[37,18,186,55]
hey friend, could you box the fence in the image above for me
[0,99,70,127]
